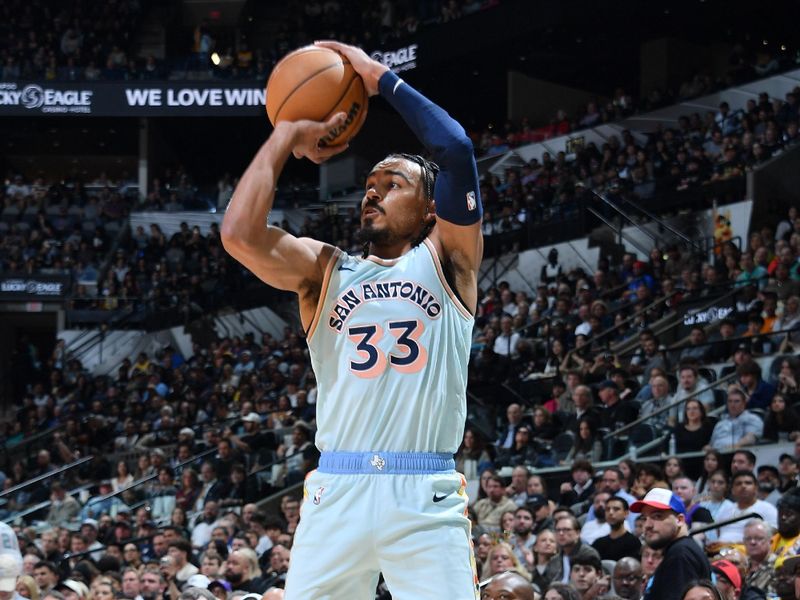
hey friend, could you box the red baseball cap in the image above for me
[712,559,742,591]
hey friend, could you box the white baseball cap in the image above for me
[0,553,21,592]
[184,574,212,590]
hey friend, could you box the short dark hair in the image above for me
[571,459,593,475]
[732,450,756,466]
[606,496,629,511]
[167,538,192,556]
[34,561,58,574]
[732,471,757,486]
[571,553,602,572]
[737,361,762,378]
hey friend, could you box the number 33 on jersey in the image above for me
[305,239,474,453]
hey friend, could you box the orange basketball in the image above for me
[265,46,368,147]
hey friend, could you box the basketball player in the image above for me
[221,40,483,600]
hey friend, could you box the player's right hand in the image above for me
[314,40,388,96]
[282,113,349,164]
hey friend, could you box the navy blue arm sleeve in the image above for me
[378,70,482,225]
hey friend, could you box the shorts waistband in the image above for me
[317,451,455,474]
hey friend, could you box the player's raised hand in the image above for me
[314,40,388,97]
[282,112,349,164]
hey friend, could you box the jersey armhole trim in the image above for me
[306,248,342,342]
[422,238,473,321]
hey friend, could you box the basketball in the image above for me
[265,45,368,147]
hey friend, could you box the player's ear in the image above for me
[424,200,436,225]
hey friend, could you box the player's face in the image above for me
[361,158,431,248]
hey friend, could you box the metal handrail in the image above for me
[617,194,703,254]
[585,205,651,258]
[604,371,738,440]
[92,447,217,502]
[613,283,747,357]
[0,456,94,498]
[591,192,659,247]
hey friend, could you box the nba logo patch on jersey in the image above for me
[313,486,326,505]
[466,190,477,211]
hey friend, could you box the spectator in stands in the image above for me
[771,488,800,562]
[569,553,608,599]
[597,380,639,431]
[481,570,535,600]
[611,557,643,600]
[776,358,800,405]
[479,540,522,583]
[223,548,267,593]
[593,495,641,561]
[630,488,711,600]
[474,474,518,531]
[737,360,776,410]
[45,482,80,526]
[496,426,538,468]
[559,460,595,507]
[675,399,716,454]
[764,393,800,441]
[562,418,602,464]
[455,428,492,480]
[716,471,778,543]
[673,365,714,410]
[742,519,776,594]
[707,387,764,451]
[509,505,537,568]
[546,514,601,585]
[640,375,677,429]
[500,466,528,508]
[679,327,712,364]
[496,404,527,450]
[579,491,611,545]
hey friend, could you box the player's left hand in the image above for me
[314,40,388,96]
[282,113,349,164]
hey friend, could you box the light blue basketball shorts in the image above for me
[283,451,479,600]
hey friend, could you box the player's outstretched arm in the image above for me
[316,41,483,310]
[221,115,347,321]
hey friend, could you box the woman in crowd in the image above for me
[175,467,201,511]
[134,454,152,480]
[15,576,39,600]
[455,428,492,480]
[695,449,723,496]
[617,458,637,492]
[113,460,134,492]
[563,417,602,464]
[170,506,190,539]
[496,426,538,468]
[775,356,800,404]
[531,529,557,593]
[699,470,734,543]
[763,392,800,441]
[500,510,516,534]
[530,405,557,442]
[474,533,493,577]
[480,541,531,581]
[675,398,716,453]
[663,456,685,487]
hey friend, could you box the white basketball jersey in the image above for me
[306,239,474,454]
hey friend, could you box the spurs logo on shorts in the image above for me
[370,454,386,471]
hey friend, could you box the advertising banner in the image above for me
[0,43,421,118]
[0,275,71,301]
[0,81,267,117]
